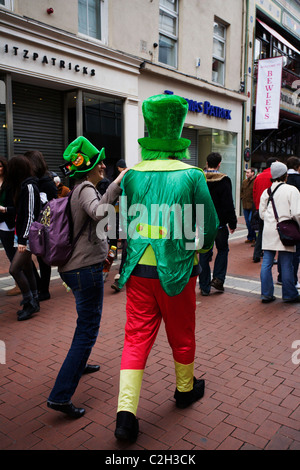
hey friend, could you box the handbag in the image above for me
[267,185,300,247]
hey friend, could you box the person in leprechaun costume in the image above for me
[114,94,219,442]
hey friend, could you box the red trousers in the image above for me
[120,275,197,371]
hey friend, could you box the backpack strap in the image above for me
[267,183,284,222]
[69,182,97,247]
[72,217,90,247]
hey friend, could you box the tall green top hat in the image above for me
[138,94,191,159]
[60,136,105,178]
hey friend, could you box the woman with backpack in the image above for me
[7,155,41,321]
[47,136,127,419]
[24,150,57,302]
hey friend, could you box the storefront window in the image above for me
[198,128,237,199]
[0,78,7,158]
[82,92,123,179]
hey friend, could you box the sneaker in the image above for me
[210,278,224,292]
[174,377,205,409]
[115,411,139,442]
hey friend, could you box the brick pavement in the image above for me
[0,220,299,451]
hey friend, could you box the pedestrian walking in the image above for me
[259,162,300,303]
[0,156,19,295]
[286,157,300,288]
[198,152,237,295]
[241,167,256,243]
[114,94,219,442]
[47,136,127,418]
[7,155,41,321]
[252,157,276,262]
[24,150,57,301]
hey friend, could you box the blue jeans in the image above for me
[199,226,229,293]
[261,250,298,301]
[243,209,256,241]
[48,263,104,404]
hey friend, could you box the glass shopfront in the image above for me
[1,75,124,181]
[198,128,238,199]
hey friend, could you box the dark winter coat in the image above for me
[205,171,237,231]
[15,177,40,245]
[0,183,15,229]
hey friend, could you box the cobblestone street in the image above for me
[0,220,299,451]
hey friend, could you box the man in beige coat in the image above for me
[259,162,300,303]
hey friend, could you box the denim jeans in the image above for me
[243,209,256,241]
[199,226,229,293]
[261,250,298,301]
[48,263,104,404]
[253,217,264,260]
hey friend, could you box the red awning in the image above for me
[257,19,300,55]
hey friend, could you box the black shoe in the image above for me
[17,299,40,321]
[115,411,139,442]
[174,377,205,409]
[284,295,300,303]
[111,280,121,292]
[210,278,224,292]
[261,296,276,303]
[200,290,210,296]
[47,401,85,418]
[38,291,50,301]
[82,364,100,374]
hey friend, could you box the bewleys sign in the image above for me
[255,56,283,130]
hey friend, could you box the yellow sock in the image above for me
[117,369,144,415]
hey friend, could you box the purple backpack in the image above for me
[29,190,88,267]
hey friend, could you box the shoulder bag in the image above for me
[267,184,300,246]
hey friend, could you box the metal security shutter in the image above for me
[12,82,64,174]
[182,127,198,166]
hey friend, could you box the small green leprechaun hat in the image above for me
[59,136,105,178]
[138,94,191,160]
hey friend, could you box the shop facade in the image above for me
[0,11,141,180]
